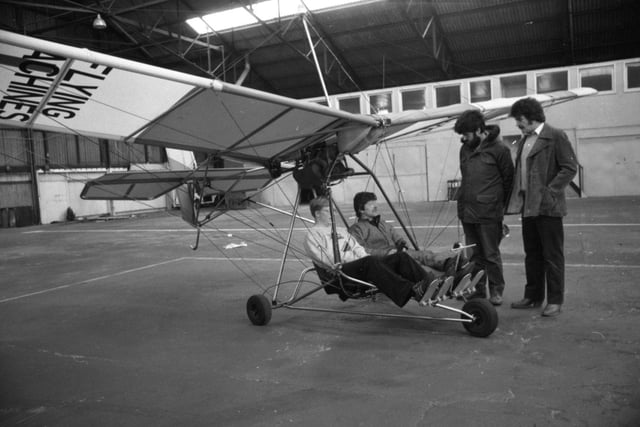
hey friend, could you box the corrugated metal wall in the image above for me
[0,128,167,227]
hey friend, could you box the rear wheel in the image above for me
[461,299,498,337]
[246,294,272,326]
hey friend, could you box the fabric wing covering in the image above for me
[80,168,273,201]
[0,32,192,141]
[0,30,376,166]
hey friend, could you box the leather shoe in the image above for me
[489,295,503,306]
[542,304,562,317]
[511,298,543,309]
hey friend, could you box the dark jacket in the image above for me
[457,125,514,223]
[348,216,406,257]
[505,123,577,217]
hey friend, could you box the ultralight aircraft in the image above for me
[0,29,596,337]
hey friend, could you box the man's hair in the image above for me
[510,97,546,122]
[454,110,486,134]
[309,196,330,218]
[353,192,377,218]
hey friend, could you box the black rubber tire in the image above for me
[461,299,498,337]
[246,294,272,326]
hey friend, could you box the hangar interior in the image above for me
[1,0,639,226]
[1,3,640,427]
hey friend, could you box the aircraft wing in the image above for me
[0,30,377,167]
[0,30,596,167]
[376,88,598,143]
[80,167,273,200]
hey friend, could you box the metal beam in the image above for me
[403,1,453,78]
[239,7,352,94]
[300,10,364,92]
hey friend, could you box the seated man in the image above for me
[304,196,443,307]
[348,192,473,278]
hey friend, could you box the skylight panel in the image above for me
[187,0,370,34]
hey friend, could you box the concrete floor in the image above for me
[1,196,639,426]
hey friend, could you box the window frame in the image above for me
[535,70,569,94]
[578,63,615,94]
[399,86,429,111]
[337,95,362,114]
[623,60,640,92]
[367,90,394,114]
[433,82,461,107]
[468,79,492,103]
[499,73,528,98]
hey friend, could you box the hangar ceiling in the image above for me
[1,0,639,99]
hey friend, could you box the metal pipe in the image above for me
[248,200,314,224]
[302,15,330,105]
[272,188,301,303]
[282,305,473,324]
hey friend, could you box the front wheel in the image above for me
[461,299,498,337]
[246,294,272,326]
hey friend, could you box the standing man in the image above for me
[454,110,514,306]
[507,97,577,317]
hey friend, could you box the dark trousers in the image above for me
[462,221,505,297]
[521,215,565,304]
[340,252,431,307]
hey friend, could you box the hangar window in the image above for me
[77,135,103,167]
[31,131,46,169]
[111,140,135,167]
[579,66,613,93]
[401,88,427,110]
[469,80,492,102]
[536,71,568,93]
[338,96,360,114]
[369,92,392,114]
[129,141,167,163]
[0,129,28,171]
[435,84,461,107]
[0,129,167,171]
[47,133,80,168]
[500,74,526,98]
[625,62,640,91]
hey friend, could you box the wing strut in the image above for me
[273,187,302,304]
[302,15,330,105]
